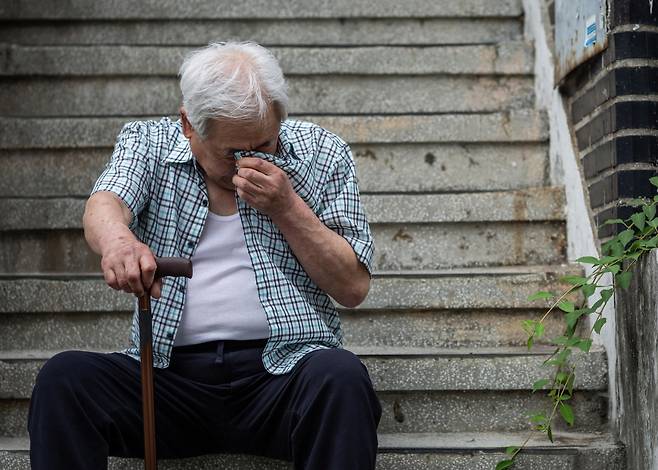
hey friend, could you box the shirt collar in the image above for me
[163,137,194,164]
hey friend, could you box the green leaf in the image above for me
[522,320,536,336]
[616,271,632,290]
[527,335,534,350]
[603,264,621,274]
[650,176,658,188]
[558,300,575,313]
[610,241,625,257]
[599,256,621,264]
[529,412,547,424]
[553,335,569,345]
[496,459,515,470]
[561,275,588,286]
[582,284,596,297]
[566,372,575,395]
[619,229,635,248]
[602,218,626,226]
[600,288,614,302]
[547,425,554,442]
[535,322,545,338]
[594,317,607,334]
[649,219,658,229]
[643,204,657,221]
[591,297,605,311]
[565,311,582,329]
[528,291,554,301]
[532,378,550,392]
[559,403,575,426]
[576,338,593,352]
[631,212,646,230]
[556,371,568,382]
[627,198,648,208]
[576,256,600,264]
[505,446,520,456]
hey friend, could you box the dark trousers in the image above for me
[27,339,382,470]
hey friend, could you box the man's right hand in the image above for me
[100,236,162,299]
[83,191,162,299]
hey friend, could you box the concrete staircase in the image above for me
[0,0,624,468]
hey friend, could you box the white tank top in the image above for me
[173,210,270,346]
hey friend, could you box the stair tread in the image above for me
[0,43,533,76]
[0,187,566,230]
[0,344,605,361]
[0,111,548,149]
[0,263,581,279]
[0,0,523,20]
[0,431,621,452]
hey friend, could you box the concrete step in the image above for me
[0,188,565,229]
[0,221,566,273]
[0,188,567,271]
[0,308,582,352]
[0,111,548,149]
[0,346,608,397]
[0,18,522,46]
[0,432,625,469]
[0,0,523,20]
[0,144,549,197]
[1,386,606,437]
[0,75,535,117]
[0,43,533,76]
[0,265,582,313]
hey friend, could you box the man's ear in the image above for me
[180,108,193,139]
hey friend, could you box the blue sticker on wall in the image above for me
[584,15,597,47]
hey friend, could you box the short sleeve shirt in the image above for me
[91,117,374,375]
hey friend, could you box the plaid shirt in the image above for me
[91,117,374,375]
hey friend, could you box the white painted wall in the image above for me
[522,0,619,431]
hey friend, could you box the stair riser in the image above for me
[0,188,565,231]
[0,270,583,312]
[0,309,581,351]
[0,0,523,19]
[0,144,549,197]
[0,352,607,401]
[0,112,548,149]
[0,76,535,116]
[0,448,627,470]
[1,44,533,76]
[0,19,522,46]
[0,223,566,273]
[0,390,606,438]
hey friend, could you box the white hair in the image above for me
[178,41,289,139]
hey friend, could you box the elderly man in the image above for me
[27,42,382,469]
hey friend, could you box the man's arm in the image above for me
[232,156,372,308]
[83,191,161,298]
[269,193,371,308]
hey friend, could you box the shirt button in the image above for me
[186,240,194,248]
[201,198,208,206]
[166,330,175,339]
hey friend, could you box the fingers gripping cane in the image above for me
[139,257,193,470]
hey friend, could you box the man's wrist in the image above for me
[97,222,137,257]
[269,191,307,227]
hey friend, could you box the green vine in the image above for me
[495,176,658,470]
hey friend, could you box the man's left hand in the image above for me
[232,157,296,217]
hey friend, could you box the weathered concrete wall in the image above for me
[615,250,658,470]
[523,0,619,424]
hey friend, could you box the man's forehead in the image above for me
[208,117,280,147]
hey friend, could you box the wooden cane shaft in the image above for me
[139,294,157,470]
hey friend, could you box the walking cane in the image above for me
[138,256,193,470]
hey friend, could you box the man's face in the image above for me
[181,108,281,192]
